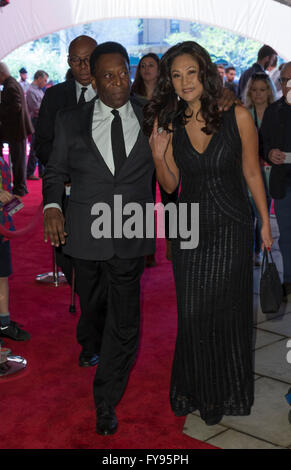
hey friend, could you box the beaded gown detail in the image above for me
[170,105,254,421]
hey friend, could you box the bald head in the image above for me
[0,62,10,84]
[280,62,291,105]
[68,35,97,55]
[280,62,291,77]
[280,61,291,103]
[68,35,97,86]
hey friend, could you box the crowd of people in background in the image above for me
[1,42,285,267]
[1,44,285,199]
[0,37,290,434]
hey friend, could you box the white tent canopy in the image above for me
[1,0,291,60]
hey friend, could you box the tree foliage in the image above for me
[3,19,277,83]
[4,41,68,83]
[4,19,141,83]
[165,23,263,74]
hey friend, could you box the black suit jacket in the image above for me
[43,97,155,261]
[35,79,77,165]
[260,97,290,199]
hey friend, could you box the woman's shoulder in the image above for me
[234,104,251,118]
[220,104,254,144]
[221,104,253,131]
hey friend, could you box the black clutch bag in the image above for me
[260,248,283,313]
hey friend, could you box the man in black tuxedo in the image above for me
[42,42,155,435]
[35,35,98,165]
[36,36,106,368]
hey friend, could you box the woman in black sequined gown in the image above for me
[144,42,273,426]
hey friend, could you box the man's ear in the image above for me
[91,77,97,91]
[264,56,271,66]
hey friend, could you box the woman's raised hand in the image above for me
[149,119,171,162]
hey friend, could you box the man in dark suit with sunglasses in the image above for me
[36,35,97,165]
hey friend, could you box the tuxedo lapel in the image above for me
[80,99,113,179]
[64,79,77,107]
[130,96,145,127]
[116,97,145,173]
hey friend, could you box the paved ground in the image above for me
[183,215,291,449]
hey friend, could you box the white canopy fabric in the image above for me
[0,0,291,60]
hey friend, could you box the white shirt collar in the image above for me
[75,81,93,92]
[96,98,133,120]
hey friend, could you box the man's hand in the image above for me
[268,149,286,165]
[218,88,240,111]
[43,207,67,247]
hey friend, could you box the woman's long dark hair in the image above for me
[131,53,160,98]
[143,41,223,136]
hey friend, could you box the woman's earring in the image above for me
[177,94,181,101]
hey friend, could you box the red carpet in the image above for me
[0,180,217,450]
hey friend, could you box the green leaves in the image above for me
[3,19,278,83]
[165,23,262,74]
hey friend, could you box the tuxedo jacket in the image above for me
[260,97,291,199]
[42,96,155,261]
[0,76,33,142]
[35,79,78,165]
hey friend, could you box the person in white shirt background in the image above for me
[18,67,30,96]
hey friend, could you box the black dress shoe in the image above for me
[205,415,223,426]
[96,402,118,435]
[79,353,99,367]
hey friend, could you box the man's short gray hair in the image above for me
[34,70,49,80]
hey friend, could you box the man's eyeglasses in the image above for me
[68,56,90,66]
[279,77,291,85]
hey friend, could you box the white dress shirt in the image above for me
[92,98,140,175]
[44,98,140,212]
[75,81,96,102]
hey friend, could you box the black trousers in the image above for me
[54,193,107,356]
[27,118,45,177]
[55,248,74,285]
[72,258,108,356]
[8,139,28,196]
[73,255,145,407]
